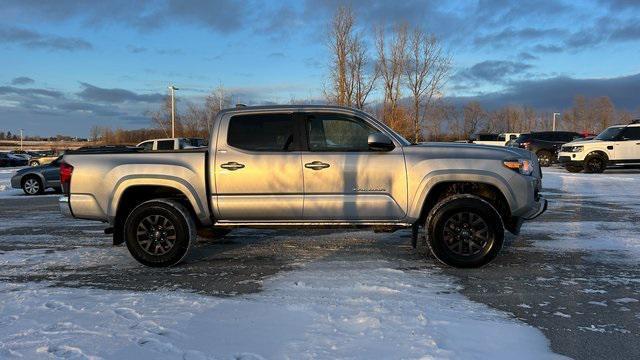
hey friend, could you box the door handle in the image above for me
[304,161,330,170]
[220,161,245,170]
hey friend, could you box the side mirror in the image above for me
[368,132,395,151]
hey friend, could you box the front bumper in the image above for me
[557,152,584,165]
[10,174,22,189]
[523,196,547,220]
[59,196,73,218]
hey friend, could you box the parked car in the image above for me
[10,156,63,195]
[471,133,520,147]
[60,105,546,269]
[29,154,60,167]
[8,150,32,160]
[558,121,640,173]
[1,152,28,166]
[136,138,207,151]
[509,131,584,167]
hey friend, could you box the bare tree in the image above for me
[348,32,379,109]
[404,28,451,142]
[147,95,176,138]
[462,101,487,138]
[327,6,354,106]
[376,23,408,122]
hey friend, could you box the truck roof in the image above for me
[219,104,373,117]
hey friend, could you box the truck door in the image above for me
[615,127,640,162]
[300,113,407,221]
[213,112,304,221]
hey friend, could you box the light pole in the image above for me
[19,129,23,150]
[168,85,179,138]
[552,112,560,131]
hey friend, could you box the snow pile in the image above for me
[0,167,16,192]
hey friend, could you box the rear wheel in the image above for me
[22,176,43,195]
[584,156,606,173]
[425,195,504,268]
[124,199,196,267]
[565,164,583,173]
[536,150,553,167]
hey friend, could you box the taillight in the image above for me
[60,161,74,194]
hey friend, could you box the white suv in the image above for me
[558,121,640,173]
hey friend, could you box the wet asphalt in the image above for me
[0,185,639,359]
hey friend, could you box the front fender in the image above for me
[406,169,516,221]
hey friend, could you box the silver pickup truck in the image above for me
[60,105,546,268]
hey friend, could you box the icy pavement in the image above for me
[1,167,639,359]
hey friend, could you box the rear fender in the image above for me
[109,175,210,225]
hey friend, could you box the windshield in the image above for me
[595,127,623,141]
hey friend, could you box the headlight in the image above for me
[564,146,583,153]
[503,159,534,176]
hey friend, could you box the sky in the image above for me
[1,0,639,137]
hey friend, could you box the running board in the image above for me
[213,221,413,229]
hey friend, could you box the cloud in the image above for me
[76,83,164,103]
[0,86,63,98]
[11,76,35,85]
[57,102,125,117]
[474,27,565,48]
[0,25,92,51]
[518,52,538,61]
[455,60,532,84]
[268,52,286,58]
[126,45,147,53]
[1,0,247,33]
[448,73,640,111]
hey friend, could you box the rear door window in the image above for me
[157,140,175,150]
[622,127,640,140]
[227,114,296,151]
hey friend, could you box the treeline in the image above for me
[0,131,87,142]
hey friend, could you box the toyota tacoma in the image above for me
[59,105,546,268]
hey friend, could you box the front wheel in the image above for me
[584,156,606,173]
[124,199,196,267]
[426,195,504,268]
[22,176,43,195]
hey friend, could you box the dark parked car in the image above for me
[10,156,62,195]
[510,131,584,167]
[0,152,28,167]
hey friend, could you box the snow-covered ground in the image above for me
[0,167,18,193]
[2,166,639,359]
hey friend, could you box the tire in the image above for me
[425,195,504,268]
[565,164,583,173]
[536,150,553,167]
[124,199,196,267]
[584,155,606,173]
[29,161,40,167]
[22,176,44,195]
